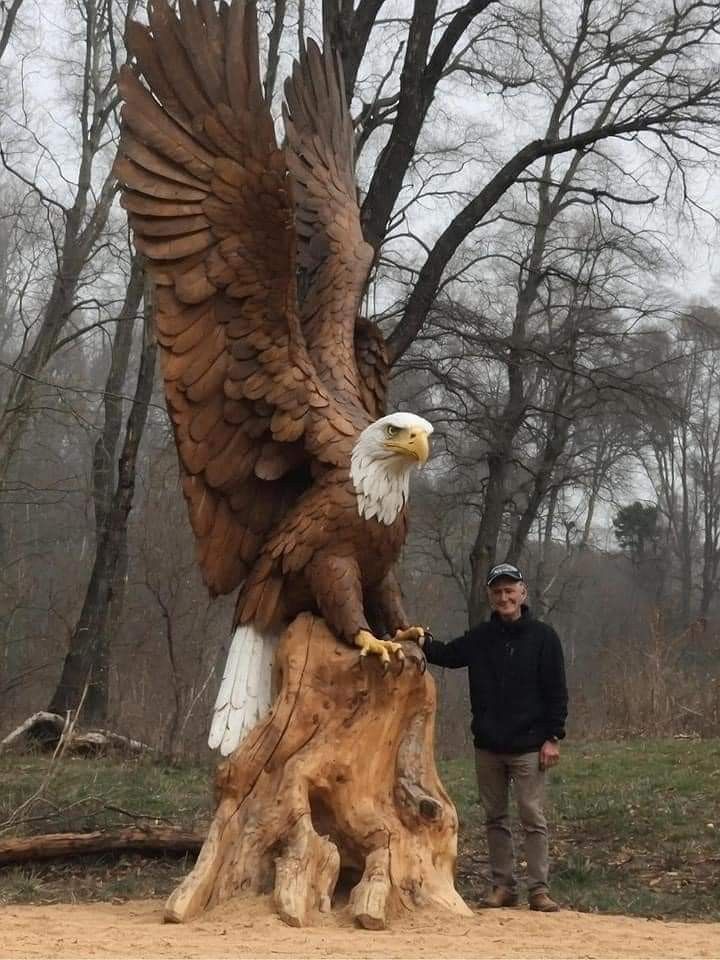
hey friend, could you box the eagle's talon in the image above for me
[388,652,405,677]
[354,629,403,671]
[401,641,426,674]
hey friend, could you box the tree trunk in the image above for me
[0,0,26,63]
[263,0,286,105]
[580,482,599,549]
[507,411,571,562]
[47,291,157,723]
[699,525,719,619]
[533,485,559,618]
[468,455,508,626]
[165,613,470,930]
[677,421,693,627]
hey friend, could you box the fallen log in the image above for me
[0,712,151,755]
[0,826,205,865]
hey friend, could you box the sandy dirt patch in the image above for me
[1,897,719,960]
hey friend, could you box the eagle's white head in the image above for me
[350,412,434,524]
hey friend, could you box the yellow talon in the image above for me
[354,630,403,664]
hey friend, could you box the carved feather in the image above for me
[283,37,376,417]
[115,0,377,607]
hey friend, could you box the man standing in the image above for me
[422,562,568,912]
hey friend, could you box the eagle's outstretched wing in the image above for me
[114,0,377,595]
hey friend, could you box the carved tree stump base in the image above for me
[165,614,471,929]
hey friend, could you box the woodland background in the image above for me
[2,0,720,759]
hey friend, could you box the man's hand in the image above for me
[539,739,560,771]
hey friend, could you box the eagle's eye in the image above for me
[385,424,399,438]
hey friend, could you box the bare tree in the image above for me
[325,1,718,364]
[414,176,671,624]
[47,282,157,723]
[0,0,137,486]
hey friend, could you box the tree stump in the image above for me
[165,613,471,929]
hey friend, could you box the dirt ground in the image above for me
[1,897,719,960]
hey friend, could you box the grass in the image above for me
[0,752,213,905]
[1,740,719,919]
[446,739,720,920]
[0,753,213,835]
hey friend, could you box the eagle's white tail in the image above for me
[208,624,276,756]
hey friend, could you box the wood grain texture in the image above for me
[164,615,470,928]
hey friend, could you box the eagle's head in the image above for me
[350,412,434,525]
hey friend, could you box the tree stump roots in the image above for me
[164,614,471,929]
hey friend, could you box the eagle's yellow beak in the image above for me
[385,429,431,464]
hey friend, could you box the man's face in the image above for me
[487,577,527,621]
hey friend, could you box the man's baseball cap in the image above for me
[486,562,524,586]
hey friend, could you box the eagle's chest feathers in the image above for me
[350,452,410,525]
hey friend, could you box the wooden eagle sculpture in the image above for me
[114,0,433,756]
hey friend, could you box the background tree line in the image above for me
[1,0,720,757]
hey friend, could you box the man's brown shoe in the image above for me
[529,892,560,912]
[483,887,519,908]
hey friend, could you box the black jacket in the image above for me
[424,607,568,753]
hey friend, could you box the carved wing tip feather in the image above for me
[283,19,380,422]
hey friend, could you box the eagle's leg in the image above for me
[367,572,427,671]
[305,553,405,667]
